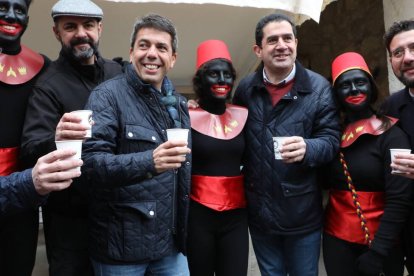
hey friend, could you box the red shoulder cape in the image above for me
[190,104,248,140]
[341,116,398,148]
[0,45,44,85]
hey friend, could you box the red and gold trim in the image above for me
[0,45,44,85]
[190,104,248,140]
[0,147,20,176]
[191,175,246,211]
[341,116,398,148]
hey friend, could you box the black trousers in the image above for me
[323,233,404,276]
[0,209,39,276]
[403,210,414,274]
[187,201,249,276]
[42,206,93,276]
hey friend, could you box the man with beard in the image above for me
[20,0,122,275]
[0,0,50,275]
[382,19,414,275]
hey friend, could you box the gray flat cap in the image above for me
[51,0,103,20]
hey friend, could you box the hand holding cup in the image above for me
[153,129,191,173]
[55,111,92,141]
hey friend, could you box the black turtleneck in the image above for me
[198,97,226,115]
[0,39,21,55]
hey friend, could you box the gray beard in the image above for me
[62,43,98,62]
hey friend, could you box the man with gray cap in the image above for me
[20,0,122,275]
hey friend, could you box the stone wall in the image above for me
[297,0,389,104]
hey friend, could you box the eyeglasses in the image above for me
[390,43,414,59]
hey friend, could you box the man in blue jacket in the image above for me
[82,14,191,275]
[0,149,82,215]
[233,13,340,276]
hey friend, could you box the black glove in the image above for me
[356,250,385,276]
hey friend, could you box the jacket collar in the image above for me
[393,86,413,111]
[253,61,313,97]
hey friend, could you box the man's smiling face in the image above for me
[129,27,176,90]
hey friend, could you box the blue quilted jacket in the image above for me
[83,64,191,264]
[0,169,46,216]
[233,62,340,235]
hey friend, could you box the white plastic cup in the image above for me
[71,110,93,138]
[55,140,83,172]
[166,128,189,142]
[390,148,411,174]
[273,137,288,160]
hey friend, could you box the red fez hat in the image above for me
[196,40,232,69]
[331,52,372,85]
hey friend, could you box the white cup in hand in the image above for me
[55,140,83,172]
[71,110,93,138]
[390,148,411,174]
[273,137,287,160]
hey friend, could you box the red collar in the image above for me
[190,104,248,140]
[0,44,44,85]
[341,115,398,148]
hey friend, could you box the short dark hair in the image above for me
[384,19,414,54]
[25,0,32,7]
[130,13,178,53]
[255,13,297,47]
[192,58,236,100]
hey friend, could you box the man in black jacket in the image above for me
[232,13,340,276]
[82,14,191,275]
[383,19,414,275]
[20,0,122,275]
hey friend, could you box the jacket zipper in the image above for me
[153,94,177,235]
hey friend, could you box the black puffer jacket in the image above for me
[233,62,340,235]
[83,64,191,264]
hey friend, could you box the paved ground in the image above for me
[32,226,329,276]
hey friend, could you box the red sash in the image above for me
[0,45,44,85]
[324,190,384,244]
[0,147,20,176]
[190,104,248,140]
[191,175,246,211]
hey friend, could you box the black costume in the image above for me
[0,45,49,276]
[321,118,413,276]
[20,50,121,275]
[188,103,248,276]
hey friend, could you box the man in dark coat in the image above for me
[383,19,414,275]
[20,0,122,275]
[82,13,192,275]
[232,13,340,276]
